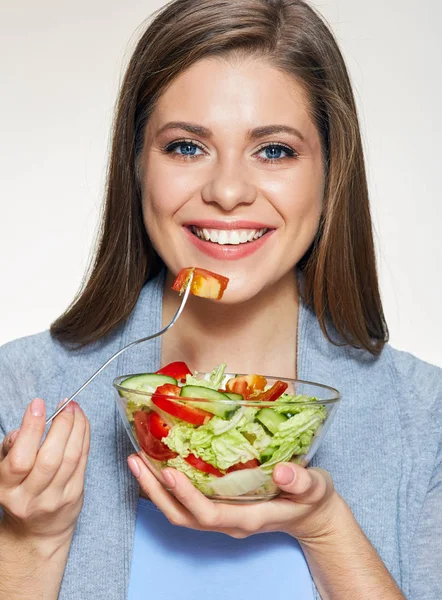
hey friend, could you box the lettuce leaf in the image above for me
[125,396,152,423]
[163,418,260,470]
[269,408,325,445]
[210,429,260,470]
[162,423,194,456]
[166,456,216,494]
[272,394,323,415]
[239,421,272,453]
[184,363,227,390]
[235,407,259,429]
[260,408,326,471]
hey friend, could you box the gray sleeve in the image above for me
[408,425,442,599]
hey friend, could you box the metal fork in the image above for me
[45,273,194,425]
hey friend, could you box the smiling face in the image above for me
[140,55,325,302]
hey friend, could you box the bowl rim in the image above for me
[113,372,341,406]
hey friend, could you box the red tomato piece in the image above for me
[226,459,260,473]
[154,383,182,397]
[184,453,224,477]
[226,374,267,399]
[172,267,229,300]
[156,361,192,382]
[133,411,177,461]
[254,380,288,401]
[152,384,212,426]
[147,411,171,440]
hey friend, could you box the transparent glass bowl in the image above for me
[114,373,340,503]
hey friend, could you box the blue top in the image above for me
[128,497,314,600]
[0,272,441,599]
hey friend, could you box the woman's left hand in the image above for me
[127,455,342,542]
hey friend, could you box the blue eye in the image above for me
[257,144,295,162]
[265,146,283,159]
[165,141,203,157]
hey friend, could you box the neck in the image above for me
[160,269,299,378]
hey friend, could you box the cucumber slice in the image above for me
[180,385,238,419]
[224,392,243,401]
[259,446,275,464]
[256,408,288,434]
[120,373,177,393]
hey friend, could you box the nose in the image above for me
[201,157,257,210]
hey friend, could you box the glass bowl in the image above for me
[114,372,340,503]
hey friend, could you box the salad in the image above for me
[120,361,328,498]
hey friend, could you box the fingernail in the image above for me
[274,465,295,485]
[128,457,140,478]
[162,469,176,488]
[65,401,76,413]
[30,398,45,417]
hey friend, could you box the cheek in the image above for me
[141,150,206,226]
[141,161,185,224]
[265,162,324,233]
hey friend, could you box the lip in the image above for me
[183,219,273,230]
[184,226,275,261]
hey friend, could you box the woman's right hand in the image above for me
[0,397,90,554]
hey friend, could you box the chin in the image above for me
[213,277,267,305]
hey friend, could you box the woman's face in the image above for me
[141,55,325,302]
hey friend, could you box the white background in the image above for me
[1,0,441,367]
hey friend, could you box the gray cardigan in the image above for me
[0,272,441,600]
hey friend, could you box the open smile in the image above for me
[190,225,269,245]
[183,221,275,260]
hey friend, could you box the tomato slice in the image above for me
[226,375,267,399]
[172,267,229,300]
[156,361,192,383]
[152,384,213,426]
[133,411,177,461]
[184,453,224,477]
[147,411,171,440]
[254,380,288,401]
[226,458,260,473]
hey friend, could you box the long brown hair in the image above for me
[51,0,388,355]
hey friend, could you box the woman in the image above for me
[0,1,440,598]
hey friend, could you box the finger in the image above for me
[130,459,306,536]
[160,467,228,529]
[161,467,307,534]
[62,412,91,498]
[161,467,292,532]
[0,398,47,486]
[21,400,77,495]
[0,430,19,460]
[131,458,247,537]
[51,404,87,490]
[127,456,200,530]
[273,464,332,504]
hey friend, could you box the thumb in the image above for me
[273,463,332,504]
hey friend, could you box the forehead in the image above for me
[147,55,316,136]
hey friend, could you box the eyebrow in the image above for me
[156,121,305,142]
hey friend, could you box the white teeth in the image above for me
[191,226,268,245]
[218,230,228,245]
[230,230,240,245]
